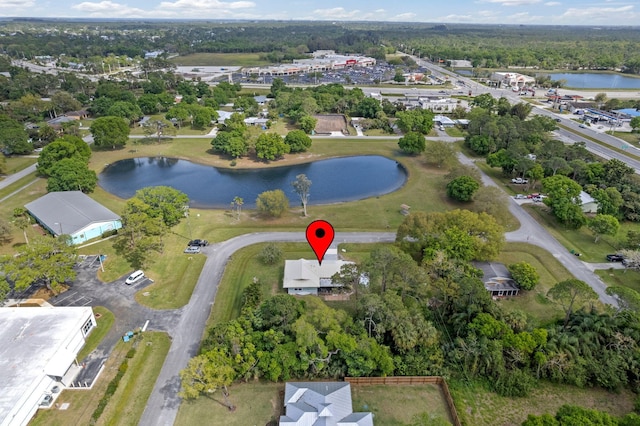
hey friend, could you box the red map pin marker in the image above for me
[306,220,335,265]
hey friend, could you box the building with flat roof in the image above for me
[0,306,95,426]
[490,72,535,88]
[25,191,122,244]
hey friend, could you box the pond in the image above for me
[544,72,640,89]
[98,156,408,208]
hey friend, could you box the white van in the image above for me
[125,270,145,285]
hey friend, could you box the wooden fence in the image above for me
[345,376,461,426]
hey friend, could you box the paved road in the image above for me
[139,231,395,426]
[457,153,618,306]
[0,163,37,190]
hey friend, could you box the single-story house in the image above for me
[244,117,269,127]
[215,110,233,124]
[64,110,89,120]
[473,261,520,297]
[580,191,599,214]
[283,250,353,296]
[0,306,96,426]
[25,191,122,245]
[254,95,269,105]
[433,115,456,127]
[279,382,373,426]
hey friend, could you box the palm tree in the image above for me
[231,196,243,221]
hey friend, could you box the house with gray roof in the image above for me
[473,261,520,297]
[25,191,122,245]
[279,382,373,426]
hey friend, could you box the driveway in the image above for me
[457,153,618,306]
[139,231,395,426]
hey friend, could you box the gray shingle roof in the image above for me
[25,191,120,236]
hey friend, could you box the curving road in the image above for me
[138,231,395,426]
[457,153,618,306]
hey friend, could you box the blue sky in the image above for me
[2,0,639,26]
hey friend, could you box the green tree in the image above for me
[107,101,142,124]
[631,116,640,132]
[1,236,77,296]
[606,286,640,312]
[284,130,312,153]
[291,174,311,217]
[395,109,434,134]
[179,349,235,410]
[90,116,130,149]
[587,214,620,243]
[114,197,166,269]
[46,158,98,193]
[37,138,89,177]
[446,176,480,202]
[142,118,177,143]
[231,196,243,221]
[165,105,191,128]
[527,163,545,189]
[298,115,317,134]
[51,90,82,114]
[255,133,290,161]
[355,97,382,119]
[211,132,248,158]
[471,93,496,110]
[426,140,457,168]
[0,115,30,155]
[547,279,598,328]
[542,175,586,229]
[134,186,189,227]
[256,190,289,217]
[260,243,283,265]
[0,218,12,246]
[398,132,425,155]
[508,261,539,291]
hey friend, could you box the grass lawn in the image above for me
[445,127,466,137]
[208,242,312,326]
[496,242,571,325]
[175,381,283,426]
[29,332,170,426]
[77,306,114,360]
[609,131,640,147]
[175,381,454,426]
[351,384,453,425]
[2,155,38,175]
[169,52,271,67]
[596,268,640,294]
[96,332,171,426]
[451,379,635,426]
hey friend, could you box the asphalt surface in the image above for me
[138,231,395,426]
[457,153,618,306]
[0,163,37,190]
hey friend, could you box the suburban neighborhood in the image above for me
[1,15,640,426]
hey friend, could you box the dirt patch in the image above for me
[313,114,348,135]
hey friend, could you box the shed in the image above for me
[25,191,122,245]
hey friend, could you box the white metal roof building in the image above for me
[279,382,373,426]
[25,191,122,245]
[0,306,95,426]
[283,249,351,296]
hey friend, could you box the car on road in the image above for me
[579,124,587,128]
[554,118,562,122]
[514,194,527,199]
[511,178,529,184]
[606,254,624,262]
[184,246,201,254]
[188,239,209,247]
[125,270,145,285]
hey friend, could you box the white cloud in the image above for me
[391,12,416,21]
[0,0,35,12]
[544,1,560,5]
[72,1,146,16]
[562,5,634,19]
[311,7,361,19]
[481,0,541,6]
[158,0,255,11]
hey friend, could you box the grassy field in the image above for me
[77,306,114,360]
[596,268,640,293]
[451,379,635,426]
[497,242,571,325]
[175,381,454,426]
[30,332,170,426]
[96,333,171,426]
[2,155,38,175]
[169,52,271,67]
[351,384,453,425]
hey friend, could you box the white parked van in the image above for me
[125,270,145,285]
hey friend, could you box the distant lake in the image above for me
[98,156,408,208]
[544,73,640,89]
[455,69,473,76]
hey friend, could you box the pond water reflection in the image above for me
[98,155,408,208]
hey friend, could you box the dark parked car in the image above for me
[606,254,624,262]
[188,239,209,247]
